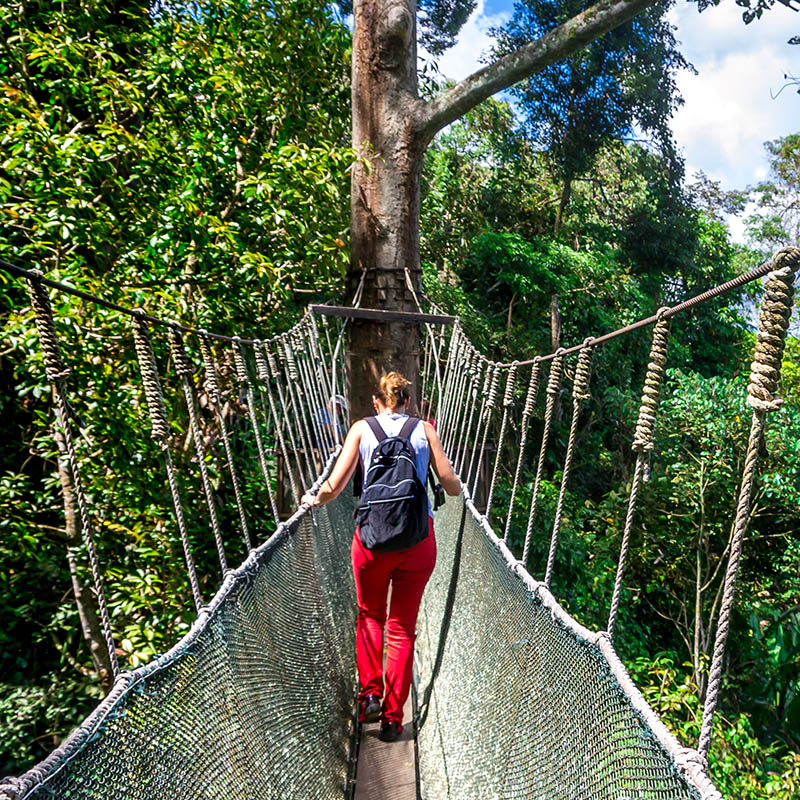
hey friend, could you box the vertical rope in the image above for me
[131,312,202,611]
[255,341,300,505]
[471,362,501,496]
[607,312,670,640]
[280,335,319,477]
[466,361,493,487]
[456,352,482,475]
[198,334,251,551]
[233,337,280,526]
[544,342,593,588]
[521,351,564,568]
[169,329,228,573]
[504,359,541,543]
[26,273,120,681]
[486,362,517,520]
[698,252,798,763]
[439,328,463,450]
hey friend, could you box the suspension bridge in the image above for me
[0,247,797,800]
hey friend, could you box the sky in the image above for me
[425,0,800,242]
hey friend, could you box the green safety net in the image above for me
[2,488,718,800]
[416,494,712,800]
[0,494,357,800]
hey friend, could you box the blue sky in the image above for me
[425,0,800,241]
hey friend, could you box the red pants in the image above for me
[351,518,436,725]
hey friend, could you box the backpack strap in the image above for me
[365,415,387,442]
[399,416,420,441]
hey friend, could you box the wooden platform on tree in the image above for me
[354,694,417,800]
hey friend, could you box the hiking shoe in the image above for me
[360,694,381,723]
[378,721,402,742]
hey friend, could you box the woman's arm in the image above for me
[423,421,461,496]
[300,421,364,507]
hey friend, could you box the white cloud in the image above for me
[420,0,510,82]
[668,1,800,240]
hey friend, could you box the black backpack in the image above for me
[354,416,429,552]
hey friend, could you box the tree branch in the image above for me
[418,0,659,140]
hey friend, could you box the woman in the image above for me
[301,372,460,742]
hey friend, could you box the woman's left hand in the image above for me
[301,492,319,507]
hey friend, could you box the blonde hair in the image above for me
[375,371,411,410]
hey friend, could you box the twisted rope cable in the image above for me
[466,362,493,487]
[256,341,299,504]
[266,341,313,487]
[486,362,517,520]
[446,335,472,456]
[170,329,228,573]
[439,328,463,452]
[199,334,251,551]
[233,337,280,526]
[607,312,671,640]
[471,362,501,496]
[281,335,320,477]
[522,351,564,568]
[504,359,541,543]
[295,329,333,455]
[452,349,478,470]
[131,313,202,611]
[698,251,798,763]
[544,343,593,587]
[457,354,484,476]
[26,273,120,681]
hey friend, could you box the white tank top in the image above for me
[359,413,432,517]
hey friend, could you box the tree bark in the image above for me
[51,388,113,691]
[348,0,426,418]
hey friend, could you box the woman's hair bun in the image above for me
[377,371,411,409]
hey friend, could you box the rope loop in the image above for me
[198,333,221,404]
[231,336,250,385]
[523,359,541,418]
[546,351,565,397]
[168,327,194,380]
[572,343,593,402]
[25,270,71,381]
[282,336,299,381]
[485,364,500,410]
[503,362,518,407]
[131,311,170,443]
[632,316,671,454]
[253,339,271,383]
[265,342,280,379]
[747,253,798,411]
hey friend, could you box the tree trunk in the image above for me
[347,0,426,419]
[554,174,572,235]
[346,0,660,416]
[52,388,113,691]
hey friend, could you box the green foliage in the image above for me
[0,0,353,774]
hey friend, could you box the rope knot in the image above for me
[131,312,170,443]
[502,363,518,407]
[572,343,593,402]
[546,352,565,397]
[253,340,271,382]
[25,271,71,382]
[231,337,250,385]
[485,364,500,410]
[747,253,798,411]
[198,333,221,404]
[523,359,541,418]
[168,327,194,380]
[265,342,280,379]
[632,317,671,453]
[282,336,299,381]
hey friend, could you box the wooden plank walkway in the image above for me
[354,695,417,800]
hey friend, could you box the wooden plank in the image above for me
[354,695,417,800]
[309,305,456,325]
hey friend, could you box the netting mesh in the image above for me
[4,497,357,800]
[417,495,704,800]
